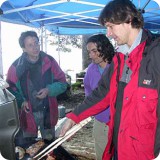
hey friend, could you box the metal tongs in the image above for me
[33,117,92,160]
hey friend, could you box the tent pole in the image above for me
[0,21,3,78]
[58,35,60,67]
[40,27,44,51]
[141,0,151,10]
[44,28,47,53]
[40,27,47,53]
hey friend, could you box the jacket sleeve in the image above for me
[151,39,160,157]
[6,65,25,108]
[67,62,114,123]
[46,58,67,97]
[83,68,92,96]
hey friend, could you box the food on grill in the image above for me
[26,140,45,157]
[15,146,25,159]
[46,155,56,160]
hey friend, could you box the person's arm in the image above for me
[74,63,112,118]
[83,68,92,96]
[60,62,114,136]
[59,71,111,136]
[59,118,76,137]
[46,57,68,97]
[152,41,160,157]
[6,65,26,109]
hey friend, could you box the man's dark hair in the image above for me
[86,34,115,64]
[98,0,144,29]
[19,31,39,48]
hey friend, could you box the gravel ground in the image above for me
[58,89,85,113]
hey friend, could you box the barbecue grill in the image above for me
[0,78,19,160]
[0,78,91,160]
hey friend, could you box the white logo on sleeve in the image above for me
[143,79,151,85]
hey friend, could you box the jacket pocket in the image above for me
[137,87,158,125]
[135,87,158,154]
[19,109,37,134]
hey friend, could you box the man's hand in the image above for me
[21,101,30,113]
[59,118,76,137]
[36,88,49,99]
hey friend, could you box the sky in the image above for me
[1,22,82,81]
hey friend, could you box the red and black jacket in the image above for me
[67,30,160,160]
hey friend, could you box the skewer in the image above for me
[33,117,92,159]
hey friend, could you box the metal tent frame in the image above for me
[0,0,160,35]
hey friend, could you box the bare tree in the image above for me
[48,34,82,52]
[46,33,92,70]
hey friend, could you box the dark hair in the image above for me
[86,34,115,64]
[19,31,39,48]
[98,0,144,29]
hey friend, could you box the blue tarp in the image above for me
[0,0,160,35]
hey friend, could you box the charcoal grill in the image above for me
[16,143,76,160]
[0,81,20,160]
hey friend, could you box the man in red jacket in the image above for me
[60,0,160,160]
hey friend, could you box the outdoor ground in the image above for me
[57,89,96,160]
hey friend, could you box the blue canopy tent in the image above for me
[0,0,159,76]
[0,0,107,35]
[0,0,160,35]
